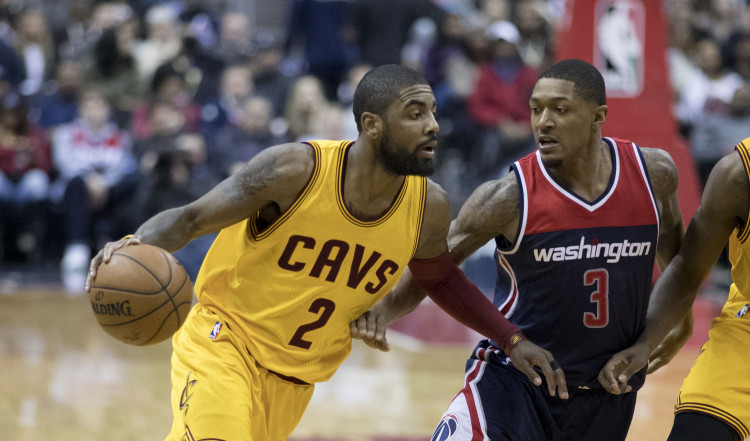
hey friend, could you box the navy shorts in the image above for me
[430,343,638,441]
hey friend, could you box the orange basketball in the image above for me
[88,244,194,346]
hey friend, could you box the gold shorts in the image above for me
[164,303,314,441]
[675,291,750,440]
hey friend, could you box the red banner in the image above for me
[554,0,701,221]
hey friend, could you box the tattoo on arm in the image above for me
[225,155,279,203]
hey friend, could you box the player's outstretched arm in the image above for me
[86,143,314,291]
[416,178,568,398]
[639,147,690,372]
[350,176,519,350]
[599,152,748,393]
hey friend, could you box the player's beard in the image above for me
[377,128,435,177]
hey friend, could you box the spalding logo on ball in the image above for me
[89,244,194,345]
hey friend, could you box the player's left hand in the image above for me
[647,313,693,374]
[350,304,390,352]
[509,340,568,399]
[597,342,649,395]
[86,235,142,292]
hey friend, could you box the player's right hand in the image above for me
[509,340,569,399]
[597,342,649,395]
[349,304,390,352]
[85,235,142,293]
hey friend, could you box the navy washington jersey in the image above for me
[493,137,659,389]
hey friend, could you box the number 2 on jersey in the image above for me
[583,269,609,328]
[289,298,336,349]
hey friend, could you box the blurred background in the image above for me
[0,0,744,439]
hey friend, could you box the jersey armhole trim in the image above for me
[735,140,750,243]
[249,141,322,240]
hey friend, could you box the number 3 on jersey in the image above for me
[583,269,609,328]
[289,298,336,349]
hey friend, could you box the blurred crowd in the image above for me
[0,0,748,294]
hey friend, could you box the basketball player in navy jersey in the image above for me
[351,59,687,440]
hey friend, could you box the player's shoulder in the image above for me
[459,172,520,221]
[712,150,747,187]
[638,146,679,197]
[234,142,316,198]
[264,142,317,174]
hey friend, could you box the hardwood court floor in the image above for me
[0,287,722,441]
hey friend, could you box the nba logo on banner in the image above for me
[593,0,645,97]
[209,321,222,340]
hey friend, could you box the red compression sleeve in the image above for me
[409,251,526,354]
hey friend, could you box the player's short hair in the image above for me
[353,64,429,133]
[538,59,606,105]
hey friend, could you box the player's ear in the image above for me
[361,112,382,139]
[592,104,608,130]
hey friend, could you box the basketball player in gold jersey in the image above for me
[600,140,750,441]
[85,64,565,441]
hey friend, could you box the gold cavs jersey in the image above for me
[727,139,750,311]
[674,139,750,439]
[194,140,426,384]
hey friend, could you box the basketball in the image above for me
[88,244,194,346]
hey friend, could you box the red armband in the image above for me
[409,251,525,354]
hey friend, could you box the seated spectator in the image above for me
[11,8,55,98]
[200,63,254,142]
[133,4,183,87]
[131,100,219,279]
[675,37,743,134]
[212,96,286,178]
[51,89,137,294]
[133,100,217,197]
[84,17,142,127]
[284,74,344,141]
[690,81,750,186]
[247,32,295,118]
[467,20,538,181]
[214,11,255,65]
[512,0,553,69]
[131,64,202,142]
[30,59,82,129]
[0,97,51,262]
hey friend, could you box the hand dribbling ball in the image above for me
[88,244,194,345]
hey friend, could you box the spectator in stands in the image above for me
[130,100,219,280]
[49,0,98,62]
[284,0,359,100]
[84,18,142,127]
[726,32,750,81]
[512,0,553,69]
[423,12,466,93]
[200,63,254,142]
[215,11,255,65]
[212,95,285,178]
[284,74,344,141]
[675,37,743,135]
[131,64,202,142]
[31,58,82,129]
[352,0,419,66]
[248,32,295,118]
[690,81,750,186]
[12,8,55,97]
[467,20,538,182]
[133,4,183,88]
[0,97,51,261]
[52,89,137,294]
[667,8,701,104]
